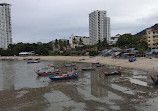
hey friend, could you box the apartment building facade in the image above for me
[0,3,12,49]
[146,28,158,49]
[69,34,89,48]
[89,10,110,45]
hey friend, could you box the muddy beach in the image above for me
[0,60,158,111]
[0,56,158,73]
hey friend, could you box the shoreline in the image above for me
[0,56,158,73]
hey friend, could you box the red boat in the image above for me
[34,70,61,76]
[150,75,158,84]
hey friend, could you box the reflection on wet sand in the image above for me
[1,61,15,91]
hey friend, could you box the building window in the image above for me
[153,36,155,38]
[148,44,150,46]
[148,36,150,38]
[148,40,150,42]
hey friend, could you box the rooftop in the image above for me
[0,3,10,6]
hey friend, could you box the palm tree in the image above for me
[54,39,59,48]
[59,39,64,51]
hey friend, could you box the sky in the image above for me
[1,0,158,43]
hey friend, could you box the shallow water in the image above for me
[0,60,157,111]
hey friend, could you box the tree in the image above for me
[79,38,84,45]
[116,34,139,48]
[73,38,77,45]
[101,38,109,48]
[89,50,99,56]
[54,39,59,48]
[136,40,148,56]
[59,40,64,51]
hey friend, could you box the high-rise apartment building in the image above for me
[89,10,110,45]
[146,28,158,49]
[0,3,12,49]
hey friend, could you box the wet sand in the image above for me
[0,60,158,111]
[1,56,158,72]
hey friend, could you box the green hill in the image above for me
[134,23,158,37]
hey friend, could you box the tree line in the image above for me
[0,42,52,56]
[0,33,148,56]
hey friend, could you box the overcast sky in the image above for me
[1,0,158,43]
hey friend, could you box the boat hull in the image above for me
[150,75,158,84]
[28,61,40,63]
[49,74,78,80]
[104,72,121,76]
[129,58,136,62]
[96,64,105,67]
[82,68,96,71]
[35,70,60,76]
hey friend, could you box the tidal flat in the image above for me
[0,60,157,111]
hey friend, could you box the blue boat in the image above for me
[129,58,136,62]
[104,71,121,76]
[82,67,96,71]
[150,75,158,84]
[49,72,78,80]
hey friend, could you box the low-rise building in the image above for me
[109,34,120,45]
[69,34,90,48]
[146,28,158,49]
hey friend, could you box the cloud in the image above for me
[1,0,158,43]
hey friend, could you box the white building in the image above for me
[89,10,110,45]
[69,34,90,48]
[0,3,12,49]
[109,34,121,45]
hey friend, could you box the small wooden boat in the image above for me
[65,64,76,67]
[92,62,100,64]
[49,72,78,80]
[34,70,61,76]
[28,60,40,63]
[82,67,96,71]
[150,75,158,84]
[129,58,136,62]
[27,58,40,63]
[96,64,105,67]
[104,71,121,76]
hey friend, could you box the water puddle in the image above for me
[129,78,147,87]
[130,69,147,75]
[133,75,147,79]
[111,84,135,95]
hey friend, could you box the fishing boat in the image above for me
[82,67,96,71]
[150,75,158,84]
[65,64,76,67]
[129,57,136,62]
[34,65,61,76]
[34,70,61,76]
[92,62,100,64]
[49,72,78,80]
[104,71,121,76]
[96,64,105,67]
[27,58,40,63]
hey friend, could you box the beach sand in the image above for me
[0,56,158,72]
